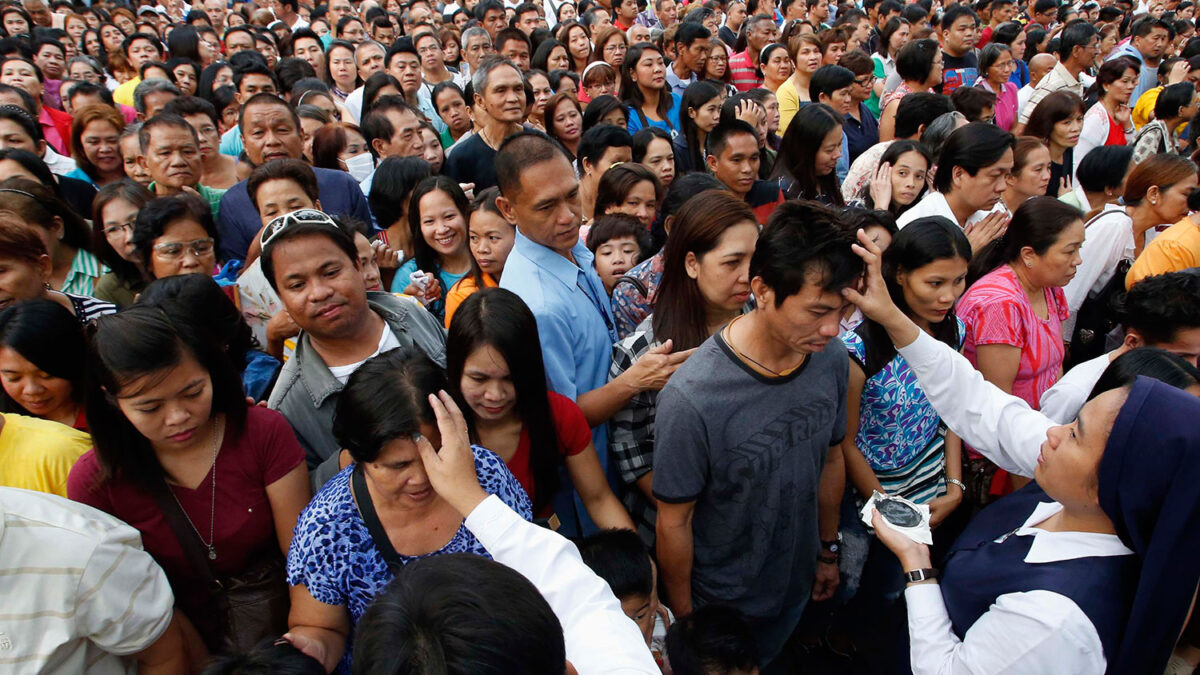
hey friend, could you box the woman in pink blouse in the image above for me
[957,197,1084,494]
[975,43,1019,131]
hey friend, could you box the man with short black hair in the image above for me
[112,32,164,106]
[1108,16,1173,102]
[668,22,710,96]
[807,0,831,28]
[263,210,446,474]
[358,96,425,192]
[1042,271,1200,422]
[512,2,542,34]
[271,0,308,30]
[979,0,1016,47]
[939,3,980,94]
[495,131,685,536]
[476,0,507,38]
[1014,21,1098,130]
[705,120,784,223]
[655,199,856,667]
[222,25,257,57]
[495,27,532,71]
[216,93,373,262]
[344,40,387,121]
[291,27,327,80]
[138,113,226,219]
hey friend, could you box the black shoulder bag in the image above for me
[154,487,291,654]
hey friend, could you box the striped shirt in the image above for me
[729,50,763,91]
[0,488,174,674]
[64,292,117,325]
[60,249,108,297]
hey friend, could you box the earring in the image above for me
[1025,260,1033,268]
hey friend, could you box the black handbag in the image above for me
[154,487,291,654]
[1068,257,1131,370]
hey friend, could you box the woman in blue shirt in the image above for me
[622,43,683,138]
[389,176,474,322]
[285,350,532,674]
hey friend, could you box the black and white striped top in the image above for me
[64,292,117,324]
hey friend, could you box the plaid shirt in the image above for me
[610,252,664,339]
[609,323,660,547]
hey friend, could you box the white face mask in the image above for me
[343,152,375,182]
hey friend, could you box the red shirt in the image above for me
[67,406,305,637]
[729,50,763,91]
[506,391,590,514]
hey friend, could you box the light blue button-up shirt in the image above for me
[500,230,619,534]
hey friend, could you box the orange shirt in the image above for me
[444,272,498,328]
[1127,216,1200,288]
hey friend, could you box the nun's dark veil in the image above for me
[1099,377,1200,673]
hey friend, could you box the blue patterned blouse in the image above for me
[286,445,533,673]
[840,319,965,471]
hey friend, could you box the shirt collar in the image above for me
[1052,61,1080,86]
[295,298,408,407]
[512,229,592,289]
[1014,501,1135,564]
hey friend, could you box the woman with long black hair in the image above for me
[621,42,682,137]
[447,287,633,531]
[68,306,310,654]
[771,102,845,204]
[0,299,87,430]
[673,79,723,175]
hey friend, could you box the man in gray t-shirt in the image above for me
[653,200,861,668]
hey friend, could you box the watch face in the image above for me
[878,497,922,527]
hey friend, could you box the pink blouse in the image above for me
[957,264,1069,410]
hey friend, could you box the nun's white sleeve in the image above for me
[895,331,1054,477]
[464,495,660,675]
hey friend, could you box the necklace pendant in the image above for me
[208,547,217,561]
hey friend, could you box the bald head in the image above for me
[1029,53,1058,86]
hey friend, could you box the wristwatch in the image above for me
[946,477,967,492]
[904,567,939,583]
[820,534,842,555]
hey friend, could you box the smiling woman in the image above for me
[70,103,126,186]
[0,299,87,430]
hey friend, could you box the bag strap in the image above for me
[151,485,223,592]
[352,464,403,570]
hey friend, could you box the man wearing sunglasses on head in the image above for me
[261,209,447,489]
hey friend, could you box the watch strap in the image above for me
[904,567,938,583]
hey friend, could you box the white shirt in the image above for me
[345,85,366,124]
[1039,352,1114,424]
[1076,103,1129,182]
[43,144,79,178]
[894,332,1135,675]
[896,191,998,230]
[1017,83,1036,119]
[1062,204,1133,338]
[327,323,400,383]
[464,494,661,674]
[0,488,175,674]
[906,500,1131,675]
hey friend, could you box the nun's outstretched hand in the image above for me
[842,228,921,348]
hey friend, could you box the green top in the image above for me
[92,271,145,307]
[147,183,228,222]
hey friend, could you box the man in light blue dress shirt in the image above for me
[495,131,690,534]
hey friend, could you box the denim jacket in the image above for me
[268,292,447,471]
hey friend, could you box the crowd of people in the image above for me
[0,0,1199,672]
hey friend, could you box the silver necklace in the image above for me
[167,418,224,561]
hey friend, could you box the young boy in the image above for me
[578,529,669,667]
[585,214,653,295]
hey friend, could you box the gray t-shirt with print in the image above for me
[652,331,848,619]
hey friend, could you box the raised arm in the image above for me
[842,230,1054,477]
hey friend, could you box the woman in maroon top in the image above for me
[67,306,311,656]
[446,288,634,531]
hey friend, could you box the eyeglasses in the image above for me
[259,208,340,249]
[855,74,875,86]
[604,43,627,53]
[102,220,135,238]
[153,237,214,260]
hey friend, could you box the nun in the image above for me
[844,228,1200,675]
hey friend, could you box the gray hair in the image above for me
[132,78,181,114]
[462,26,491,47]
[921,110,967,158]
[355,39,386,57]
[471,54,521,95]
[67,55,102,76]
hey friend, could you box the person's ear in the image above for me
[662,213,675,236]
[1124,328,1146,349]
[36,252,52,281]
[705,152,718,173]
[750,275,770,305]
[314,198,323,211]
[370,137,389,157]
[136,152,149,172]
[495,193,519,225]
[684,250,700,279]
[1018,244,1036,268]
[1146,184,1162,206]
[951,164,966,190]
